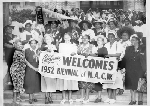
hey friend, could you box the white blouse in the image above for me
[59,43,77,55]
[104,41,123,55]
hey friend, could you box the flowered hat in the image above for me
[23,20,33,28]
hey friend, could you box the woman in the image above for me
[92,35,108,103]
[66,19,82,45]
[92,20,106,46]
[121,34,146,105]
[77,34,95,104]
[3,25,17,85]
[57,33,79,104]
[106,19,119,40]
[46,21,61,45]
[117,27,135,95]
[41,35,57,104]
[78,20,96,44]
[20,20,34,50]
[103,32,123,104]
[24,38,41,104]
[10,39,26,102]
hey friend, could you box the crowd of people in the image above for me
[3,7,147,105]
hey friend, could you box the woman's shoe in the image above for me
[60,99,66,104]
[69,99,73,104]
[82,99,89,104]
[29,99,33,104]
[48,97,53,104]
[109,99,116,104]
[94,98,102,103]
[76,98,84,102]
[129,101,136,105]
[45,97,49,104]
[104,98,110,103]
[117,89,124,95]
[138,101,143,105]
[32,98,38,102]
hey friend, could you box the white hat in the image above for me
[96,35,107,44]
[130,34,138,41]
[23,20,33,28]
[107,30,117,38]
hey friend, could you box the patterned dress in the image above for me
[78,43,95,90]
[10,50,26,93]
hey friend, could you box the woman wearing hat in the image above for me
[45,20,61,46]
[24,38,41,104]
[65,19,82,45]
[106,18,119,39]
[40,35,57,104]
[121,34,146,105]
[103,32,123,104]
[92,20,106,46]
[123,17,132,28]
[3,25,17,85]
[10,39,26,103]
[20,20,35,50]
[92,35,108,103]
[78,20,96,44]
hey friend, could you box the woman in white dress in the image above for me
[103,32,123,104]
[57,33,79,104]
[41,35,57,104]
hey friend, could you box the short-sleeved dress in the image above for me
[10,50,26,93]
[78,43,95,90]
[40,44,57,92]
[103,41,123,89]
[92,46,108,91]
[24,48,41,94]
[56,43,79,91]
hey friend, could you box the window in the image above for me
[114,1,117,5]
[25,2,35,6]
[117,2,120,5]
[11,2,20,5]
[81,1,90,5]
[107,1,110,5]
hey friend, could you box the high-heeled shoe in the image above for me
[45,97,49,104]
[29,99,33,104]
[48,97,53,104]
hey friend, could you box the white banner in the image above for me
[39,52,118,83]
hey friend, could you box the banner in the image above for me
[39,52,118,83]
[42,8,73,20]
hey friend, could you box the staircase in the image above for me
[4,89,147,106]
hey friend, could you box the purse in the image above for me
[137,78,147,93]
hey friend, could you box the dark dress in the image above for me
[94,47,108,91]
[10,50,26,93]
[24,48,41,94]
[122,46,146,90]
[3,34,17,83]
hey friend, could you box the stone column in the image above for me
[3,2,10,27]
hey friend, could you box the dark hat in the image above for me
[124,17,131,23]
[48,20,60,26]
[117,26,135,39]
[78,20,92,30]
[93,19,103,26]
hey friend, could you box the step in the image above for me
[3,99,147,106]
[4,90,147,102]
[4,90,147,104]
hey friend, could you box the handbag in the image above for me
[137,78,147,93]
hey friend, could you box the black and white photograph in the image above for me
[2,0,148,106]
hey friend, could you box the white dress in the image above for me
[56,43,79,91]
[41,44,57,92]
[103,41,124,89]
